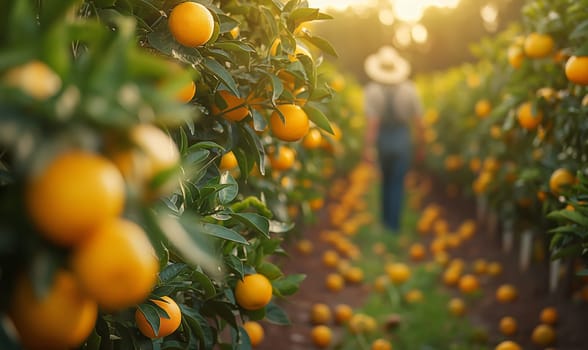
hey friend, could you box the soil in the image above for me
[257,173,588,350]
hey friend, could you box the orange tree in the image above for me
[0,1,360,349]
[417,0,588,273]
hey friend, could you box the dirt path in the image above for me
[256,173,588,349]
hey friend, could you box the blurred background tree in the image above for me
[311,0,524,83]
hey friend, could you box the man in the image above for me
[363,46,424,232]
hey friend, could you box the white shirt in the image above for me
[363,81,423,123]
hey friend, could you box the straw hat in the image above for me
[364,46,411,84]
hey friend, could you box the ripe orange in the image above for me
[9,270,98,350]
[475,99,491,118]
[113,124,180,189]
[334,304,353,324]
[135,296,182,339]
[235,274,273,310]
[374,275,389,293]
[302,128,323,149]
[325,273,345,292]
[243,321,264,347]
[322,250,339,268]
[539,306,558,325]
[549,168,575,194]
[404,289,424,304]
[296,239,313,255]
[176,80,196,103]
[564,56,588,85]
[310,325,332,348]
[409,243,426,261]
[507,45,524,68]
[443,267,461,286]
[496,284,518,303]
[269,146,296,171]
[516,102,543,130]
[212,90,249,121]
[26,151,125,246]
[495,340,522,350]
[310,303,332,324]
[371,338,392,350]
[524,32,554,58]
[458,274,480,294]
[343,266,364,284]
[4,60,62,100]
[309,197,325,211]
[269,104,310,141]
[168,2,214,47]
[531,324,556,346]
[386,263,411,285]
[486,261,502,276]
[71,218,159,310]
[499,316,517,336]
[219,151,238,171]
[448,297,465,316]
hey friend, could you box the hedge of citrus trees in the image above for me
[0,1,364,349]
[418,0,588,276]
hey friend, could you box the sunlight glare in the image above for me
[379,8,395,26]
[411,24,428,44]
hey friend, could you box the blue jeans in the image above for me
[377,126,411,232]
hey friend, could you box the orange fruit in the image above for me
[404,289,424,304]
[212,90,249,121]
[235,274,273,310]
[135,296,182,339]
[269,146,296,171]
[343,266,364,284]
[539,306,558,325]
[113,124,180,192]
[219,151,238,171]
[499,316,517,336]
[475,99,491,118]
[371,338,392,350]
[310,325,332,348]
[531,324,556,346]
[507,45,524,69]
[9,270,98,350]
[495,340,522,350]
[309,197,325,211]
[325,273,344,292]
[168,2,214,47]
[334,304,353,324]
[4,60,62,100]
[302,128,323,149]
[516,102,543,130]
[176,80,196,103]
[229,26,240,39]
[443,267,461,286]
[487,261,502,276]
[269,104,309,141]
[386,263,411,285]
[458,274,480,294]
[322,250,339,268]
[564,56,588,85]
[524,32,554,58]
[409,243,426,261]
[448,297,465,316]
[549,168,575,194]
[374,275,389,293]
[310,303,332,324]
[296,239,313,255]
[496,284,518,303]
[243,321,264,347]
[71,218,159,310]
[26,151,125,246]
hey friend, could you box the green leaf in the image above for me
[256,262,283,280]
[202,57,238,95]
[159,263,190,282]
[547,210,588,227]
[570,19,588,39]
[199,222,249,245]
[180,305,215,349]
[265,301,291,325]
[271,274,306,297]
[191,270,217,299]
[303,103,333,134]
[224,254,245,280]
[231,212,270,238]
[218,172,239,204]
[137,303,162,337]
[302,34,338,57]
[574,42,588,56]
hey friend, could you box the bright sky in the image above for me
[309,0,460,22]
